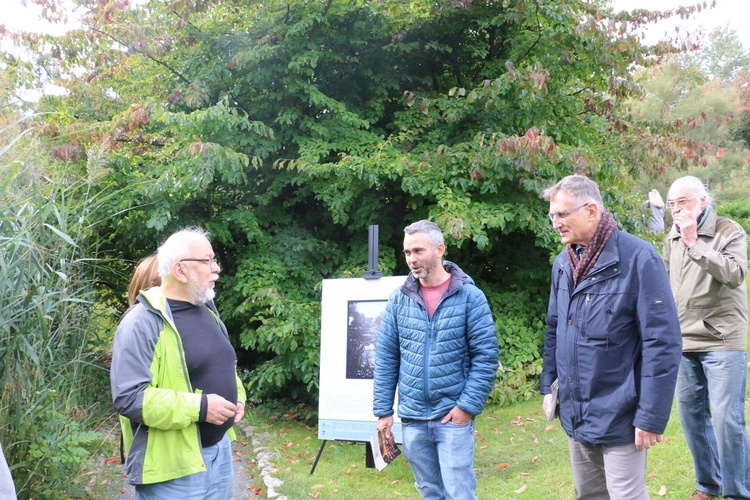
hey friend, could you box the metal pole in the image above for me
[363,224,382,279]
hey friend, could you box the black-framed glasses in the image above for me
[180,258,219,266]
[548,203,589,222]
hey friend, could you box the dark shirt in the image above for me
[168,299,238,447]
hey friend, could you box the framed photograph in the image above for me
[346,299,386,380]
[317,276,406,442]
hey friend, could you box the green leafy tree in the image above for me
[694,27,750,81]
[2,0,715,406]
[628,26,750,205]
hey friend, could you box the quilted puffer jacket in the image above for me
[373,261,499,420]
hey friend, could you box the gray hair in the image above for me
[157,227,210,278]
[404,220,444,249]
[541,174,604,212]
[668,175,713,206]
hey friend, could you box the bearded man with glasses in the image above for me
[110,227,246,499]
[540,174,682,499]
[665,176,750,500]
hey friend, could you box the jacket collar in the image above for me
[402,260,472,296]
[666,206,717,241]
[560,230,620,283]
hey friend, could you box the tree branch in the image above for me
[86,25,191,84]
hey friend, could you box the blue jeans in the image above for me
[135,434,234,500]
[677,351,750,499]
[401,418,476,500]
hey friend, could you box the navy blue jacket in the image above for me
[373,262,499,420]
[541,230,681,445]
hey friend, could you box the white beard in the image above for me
[187,275,215,306]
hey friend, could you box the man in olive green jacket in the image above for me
[111,228,246,498]
[664,176,750,500]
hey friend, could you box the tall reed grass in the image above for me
[1,115,112,498]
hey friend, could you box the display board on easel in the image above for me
[312,225,406,475]
[317,276,406,443]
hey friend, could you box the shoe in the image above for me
[648,189,664,208]
[689,490,717,500]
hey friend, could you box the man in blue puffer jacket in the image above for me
[540,175,682,499]
[373,220,499,500]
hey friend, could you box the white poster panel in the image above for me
[317,276,406,443]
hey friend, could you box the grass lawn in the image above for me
[244,396,733,499]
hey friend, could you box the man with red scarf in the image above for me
[540,175,682,499]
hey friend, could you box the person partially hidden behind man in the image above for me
[110,227,246,499]
[540,174,682,499]
[665,176,750,500]
[373,220,499,500]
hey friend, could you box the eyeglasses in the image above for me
[548,203,589,222]
[666,197,695,209]
[180,258,219,267]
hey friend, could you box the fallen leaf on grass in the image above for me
[479,445,488,450]
[520,473,529,477]
[105,455,119,465]
[658,485,667,496]
[99,479,109,486]
[390,479,402,485]
[311,484,324,490]
[497,463,509,470]
[544,424,556,432]
[531,456,538,464]
[307,492,320,498]
[648,472,657,479]
[515,484,527,494]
